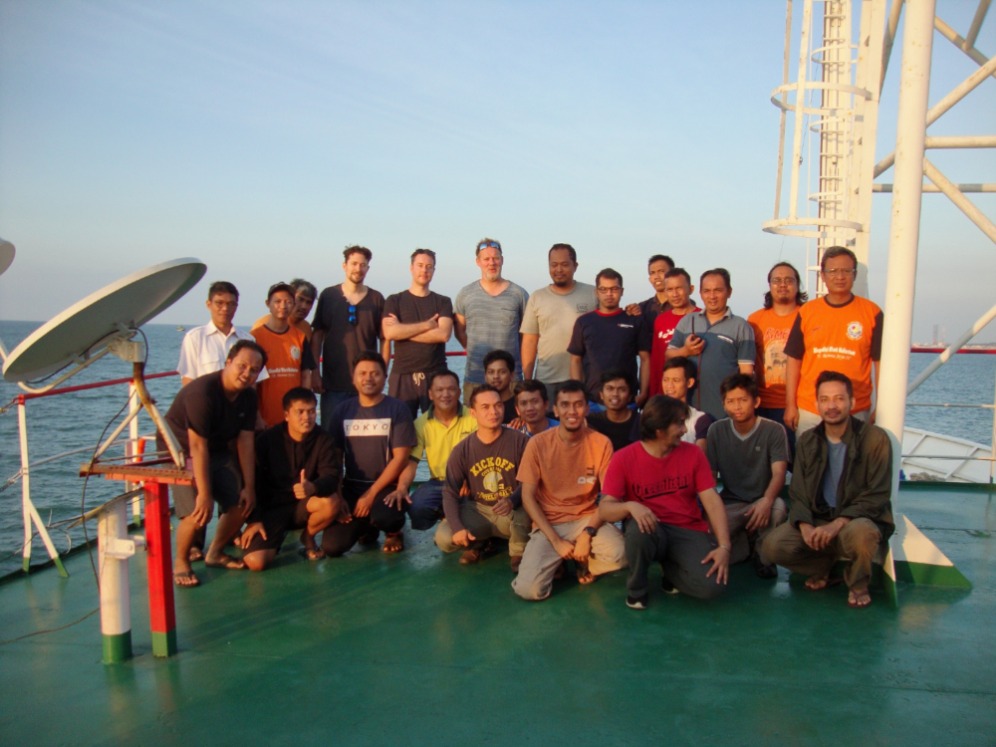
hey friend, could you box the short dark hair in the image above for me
[596,268,623,286]
[282,386,317,410]
[639,395,689,440]
[662,356,698,389]
[664,267,692,284]
[411,248,436,264]
[483,349,514,372]
[267,282,295,301]
[720,373,758,400]
[290,278,317,301]
[554,379,586,405]
[700,268,731,290]
[208,281,239,300]
[227,339,267,367]
[599,369,635,394]
[428,369,460,389]
[469,383,501,408]
[816,370,854,398]
[648,254,674,270]
[549,243,577,263]
[343,245,372,262]
[820,246,858,272]
[352,350,386,375]
[513,379,549,404]
[763,262,808,309]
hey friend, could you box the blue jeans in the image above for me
[409,479,444,531]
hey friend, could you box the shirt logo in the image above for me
[291,345,301,361]
[344,418,392,437]
[846,321,864,340]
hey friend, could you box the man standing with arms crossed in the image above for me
[383,248,454,419]
[454,237,529,404]
[312,246,387,425]
[519,243,597,399]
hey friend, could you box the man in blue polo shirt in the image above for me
[667,268,755,420]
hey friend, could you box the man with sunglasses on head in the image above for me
[783,247,883,435]
[453,238,529,405]
[312,246,388,426]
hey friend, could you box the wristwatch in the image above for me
[584,526,598,538]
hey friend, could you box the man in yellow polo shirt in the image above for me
[385,369,478,530]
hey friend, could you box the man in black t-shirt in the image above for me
[586,370,641,451]
[162,340,266,587]
[382,248,454,418]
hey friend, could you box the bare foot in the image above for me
[805,575,829,591]
[848,586,872,608]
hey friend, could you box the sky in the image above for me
[1,0,993,345]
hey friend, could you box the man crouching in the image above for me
[240,387,343,570]
[599,395,731,610]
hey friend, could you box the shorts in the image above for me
[171,452,241,519]
[242,500,311,552]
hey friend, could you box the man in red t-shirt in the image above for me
[599,395,731,610]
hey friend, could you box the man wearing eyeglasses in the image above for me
[568,268,651,409]
[312,246,387,426]
[748,262,807,448]
[784,247,883,435]
[453,238,529,405]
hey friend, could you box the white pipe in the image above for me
[908,303,996,394]
[923,158,996,242]
[878,0,936,489]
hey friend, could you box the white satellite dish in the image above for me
[0,238,14,277]
[3,257,205,384]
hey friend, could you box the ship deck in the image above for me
[2,482,994,746]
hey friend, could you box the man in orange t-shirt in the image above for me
[784,248,883,435]
[748,262,806,446]
[512,381,626,601]
[252,283,316,427]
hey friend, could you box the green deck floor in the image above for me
[2,483,995,746]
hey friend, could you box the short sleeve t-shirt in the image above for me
[328,396,416,484]
[164,370,257,455]
[586,411,641,452]
[250,323,315,427]
[706,417,788,502]
[567,310,651,402]
[784,295,882,414]
[519,283,597,384]
[454,281,529,384]
[747,306,800,410]
[312,285,385,393]
[384,290,454,375]
[649,308,699,397]
[516,427,612,525]
[602,441,715,532]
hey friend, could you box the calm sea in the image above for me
[1,320,993,576]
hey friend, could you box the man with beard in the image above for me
[312,246,387,424]
[762,371,893,608]
[519,243,597,400]
[512,381,626,601]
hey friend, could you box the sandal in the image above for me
[381,532,405,554]
[848,586,872,608]
[204,553,246,570]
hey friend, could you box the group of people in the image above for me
[162,238,894,610]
